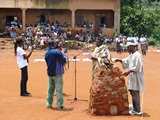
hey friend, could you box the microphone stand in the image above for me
[73,56,77,100]
[67,54,88,102]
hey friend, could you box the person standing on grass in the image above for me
[14,37,33,96]
[45,40,66,110]
[115,42,144,115]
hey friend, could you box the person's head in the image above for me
[48,40,56,49]
[126,42,137,54]
[14,37,24,55]
[95,40,103,47]
[16,36,24,46]
[14,17,17,21]
[57,41,64,50]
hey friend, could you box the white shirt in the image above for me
[16,47,28,69]
[122,51,144,91]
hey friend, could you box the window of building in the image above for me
[6,16,14,26]
[76,15,85,27]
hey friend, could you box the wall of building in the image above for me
[26,9,71,26]
[0,0,16,8]
[0,0,70,9]
[69,0,116,10]
[75,10,114,28]
[0,0,118,10]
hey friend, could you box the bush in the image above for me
[152,26,160,42]
[148,40,156,46]
[64,40,84,49]
[148,38,160,46]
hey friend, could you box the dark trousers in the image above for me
[129,90,141,112]
[20,66,28,95]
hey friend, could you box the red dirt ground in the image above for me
[0,38,160,120]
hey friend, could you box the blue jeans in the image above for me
[46,75,64,108]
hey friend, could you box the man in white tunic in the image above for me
[115,42,144,115]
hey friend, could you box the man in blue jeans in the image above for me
[45,40,66,110]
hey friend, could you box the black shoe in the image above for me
[57,106,64,110]
[25,92,31,95]
[21,93,30,96]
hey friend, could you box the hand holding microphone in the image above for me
[28,46,33,52]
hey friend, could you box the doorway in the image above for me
[100,16,106,27]
[6,16,15,26]
[39,15,47,25]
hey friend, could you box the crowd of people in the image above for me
[7,17,104,49]
[6,17,148,57]
[114,35,148,55]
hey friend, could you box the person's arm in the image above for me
[58,51,67,65]
[23,47,33,60]
[123,54,143,76]
[91,56,98,60]
[90,52,98,61]
[44,52,49,67]
[115,59,122,63]
[128,55,143,73]
[122,70,134,76]
[115,57,130,77]
[62,52,67,64]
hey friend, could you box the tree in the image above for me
[120,0,160,40]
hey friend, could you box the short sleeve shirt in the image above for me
[16,47,28,69]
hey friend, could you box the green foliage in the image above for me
[121,0,160,43]
[151,26,160,42]
[64,40,84,49]
[148,39,156,46]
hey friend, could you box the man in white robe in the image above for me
[115,42,144,115]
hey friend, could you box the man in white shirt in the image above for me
[115,42,144,115]
[15,38,33,96]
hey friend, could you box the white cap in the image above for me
[126,42,138,47]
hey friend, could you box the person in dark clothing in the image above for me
[45,40,66,109]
